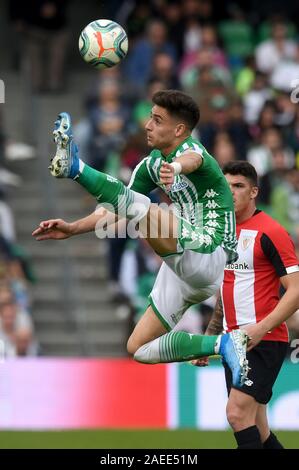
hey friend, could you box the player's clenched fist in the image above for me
[159,162,175,191]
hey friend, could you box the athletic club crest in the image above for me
[241,237,254,250]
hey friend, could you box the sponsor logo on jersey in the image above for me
[226,262,250,270]
[170,181,189,192]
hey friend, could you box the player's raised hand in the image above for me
[159,162,175,191]
[32,219,73,241]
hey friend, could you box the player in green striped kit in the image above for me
[32,90,249,386]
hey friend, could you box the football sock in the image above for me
[263,431,284,449]
[234,426,263,449]
[134,331,220,363]
[77,162,150,220]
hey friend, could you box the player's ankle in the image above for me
[234,425,263,449]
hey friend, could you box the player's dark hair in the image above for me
[222,161,258,186]
[152,90,200,130]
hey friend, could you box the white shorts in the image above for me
[149,246,226,330]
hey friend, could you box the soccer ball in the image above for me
[78,19,128,69]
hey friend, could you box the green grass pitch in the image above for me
[0,430,298,449]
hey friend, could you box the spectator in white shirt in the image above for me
[255,21,297,74]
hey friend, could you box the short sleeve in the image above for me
[128,157,157,195]
[260,228,299,277]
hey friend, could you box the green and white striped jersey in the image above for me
[128,136,237,261]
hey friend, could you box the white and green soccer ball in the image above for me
[78,19,128,69]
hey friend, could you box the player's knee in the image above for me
[226,402,248,430]
[126,335,139,356]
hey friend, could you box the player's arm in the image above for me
[205,294,224,335]
[191,294,223,367]
[160,152,202,190]
[32,207,119,241]
[33,158,154,241]
[245,271,299,350]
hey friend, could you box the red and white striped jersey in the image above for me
[221,210,299,342]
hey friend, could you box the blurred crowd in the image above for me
[3,0,299,352]
[0,110,37,357]
[0,187,37,358]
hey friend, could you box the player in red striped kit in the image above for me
[204,161,299,449]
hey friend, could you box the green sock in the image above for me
[159,331,219,362]
[77,163,134,215]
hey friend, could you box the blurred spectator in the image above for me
[180,24,228,76]
[0,282,14,305]
[125,0,154,42]
[195,0,216,24]
[182,11,202,59]
[0,189,16,242]
[258,148,291,208]
[149,52,180,90]
[198,95,232,146]
[283,105,299,157]
[181,46,232,91]
[15,326,38,356]
[213,133,236,168]
[275,91,296,127]
[247,127,294,177]
[258,13,297,43]
[235,56,256,96]
[160,1,184,59]
[227,100,251,159]
[199,95,249,158]
[132,79,167,131]
[218,4,254,70]
[243,72,273,125]
[0,301,18,357]
[271,44,299,93]
[121,131,149,174]
[88,79,131,171]
[0,111,24,186]
[255,20,297,74]
[0,300,37,357]
[9,0,70,93]
[124,19,177,92]
[271,168,299,247]
[252,100,278,141]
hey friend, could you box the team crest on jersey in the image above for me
[241,237,254,250]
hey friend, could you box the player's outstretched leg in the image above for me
[219,330,249,387]
[134,329,249,387]
[49,112,150,219]
[48,112,179,256]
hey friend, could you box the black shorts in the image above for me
[224,340,288,404]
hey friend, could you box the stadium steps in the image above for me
[4,71,130,357]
